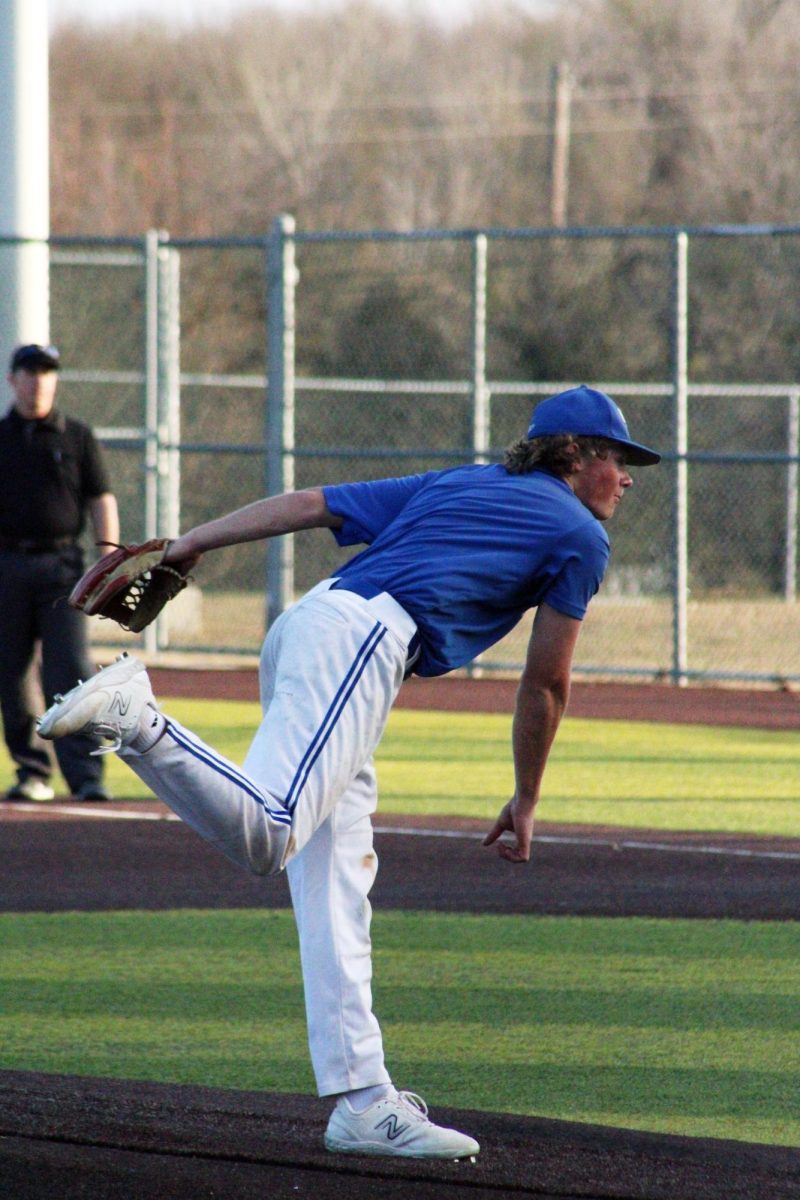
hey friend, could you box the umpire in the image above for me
[0,343,119,801]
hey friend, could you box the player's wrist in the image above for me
[167,532,199,561]
[512,790,538,816]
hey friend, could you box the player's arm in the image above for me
[88,492,120,548]
[483,603,582,864]
[163,488,342,569]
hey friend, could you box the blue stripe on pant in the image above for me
[285,621,387,815]
[167,721,292,826]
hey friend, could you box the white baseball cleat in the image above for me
[38,652,155,754]
[324,1090,480,1159]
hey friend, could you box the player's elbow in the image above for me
[298,487,338,529]
[517,670,571,720]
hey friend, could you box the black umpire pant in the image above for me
[0,545,104,793]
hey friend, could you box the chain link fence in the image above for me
[13,218,800,684]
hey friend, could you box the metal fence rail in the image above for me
[3,220,798,684]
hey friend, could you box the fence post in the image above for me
[266,213,297,629]
[785,389,800,603]
[143,229,161,656]
[157,239,181,539]
[155,235,181,650]
[468,233,490,678]
[671,231,689,686]
[471,233,489,464]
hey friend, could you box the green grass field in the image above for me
[1,910,797,1146]
[3,697,798,1147]
[11,698,797,836]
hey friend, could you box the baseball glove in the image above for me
[69,539,191,633]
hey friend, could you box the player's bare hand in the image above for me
[482,796,535,864]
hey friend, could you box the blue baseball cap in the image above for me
[527,385,661,466]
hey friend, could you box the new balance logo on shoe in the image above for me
[109,692,132,717]
[37,654,154,754]
[323,1089,480,1159]
[375,1114,411,1141]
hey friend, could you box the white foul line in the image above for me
[3,803,798,861]
[0,802,178,821]
[372,825,800,863]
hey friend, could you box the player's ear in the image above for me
[564,440,584,475]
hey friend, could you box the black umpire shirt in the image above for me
[0,407,110,542]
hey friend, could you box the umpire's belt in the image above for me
[0,536,77,554]
[328,577,421,675]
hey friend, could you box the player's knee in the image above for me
[243,831,292,877]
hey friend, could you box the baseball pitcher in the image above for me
[39,386,660,1159]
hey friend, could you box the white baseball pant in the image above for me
[120,580,417,1096]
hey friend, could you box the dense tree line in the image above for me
[50,0,800,382]
[50,0,800,236]
[48,0,800,595]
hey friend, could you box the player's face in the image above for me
[570,446,633,521]
[8,367,59,419]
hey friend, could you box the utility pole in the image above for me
[549,61,572,227]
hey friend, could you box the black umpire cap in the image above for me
[10,344,61,372]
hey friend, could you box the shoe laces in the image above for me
[90,723,124,755]
[395,1091,429,1121]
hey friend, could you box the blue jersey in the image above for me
[323,464,609,677]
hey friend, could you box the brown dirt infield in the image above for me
[1,673,798,1199]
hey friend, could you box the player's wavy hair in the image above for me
[503,433,617,478]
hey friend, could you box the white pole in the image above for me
[469,233,489,679]
[158,241,181,540]
[155,237,180,652]
[143,230,160,656]
[672,232,689,686]
[0,0,50,356]
[266,214,297,628]
[471,233,489,465]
